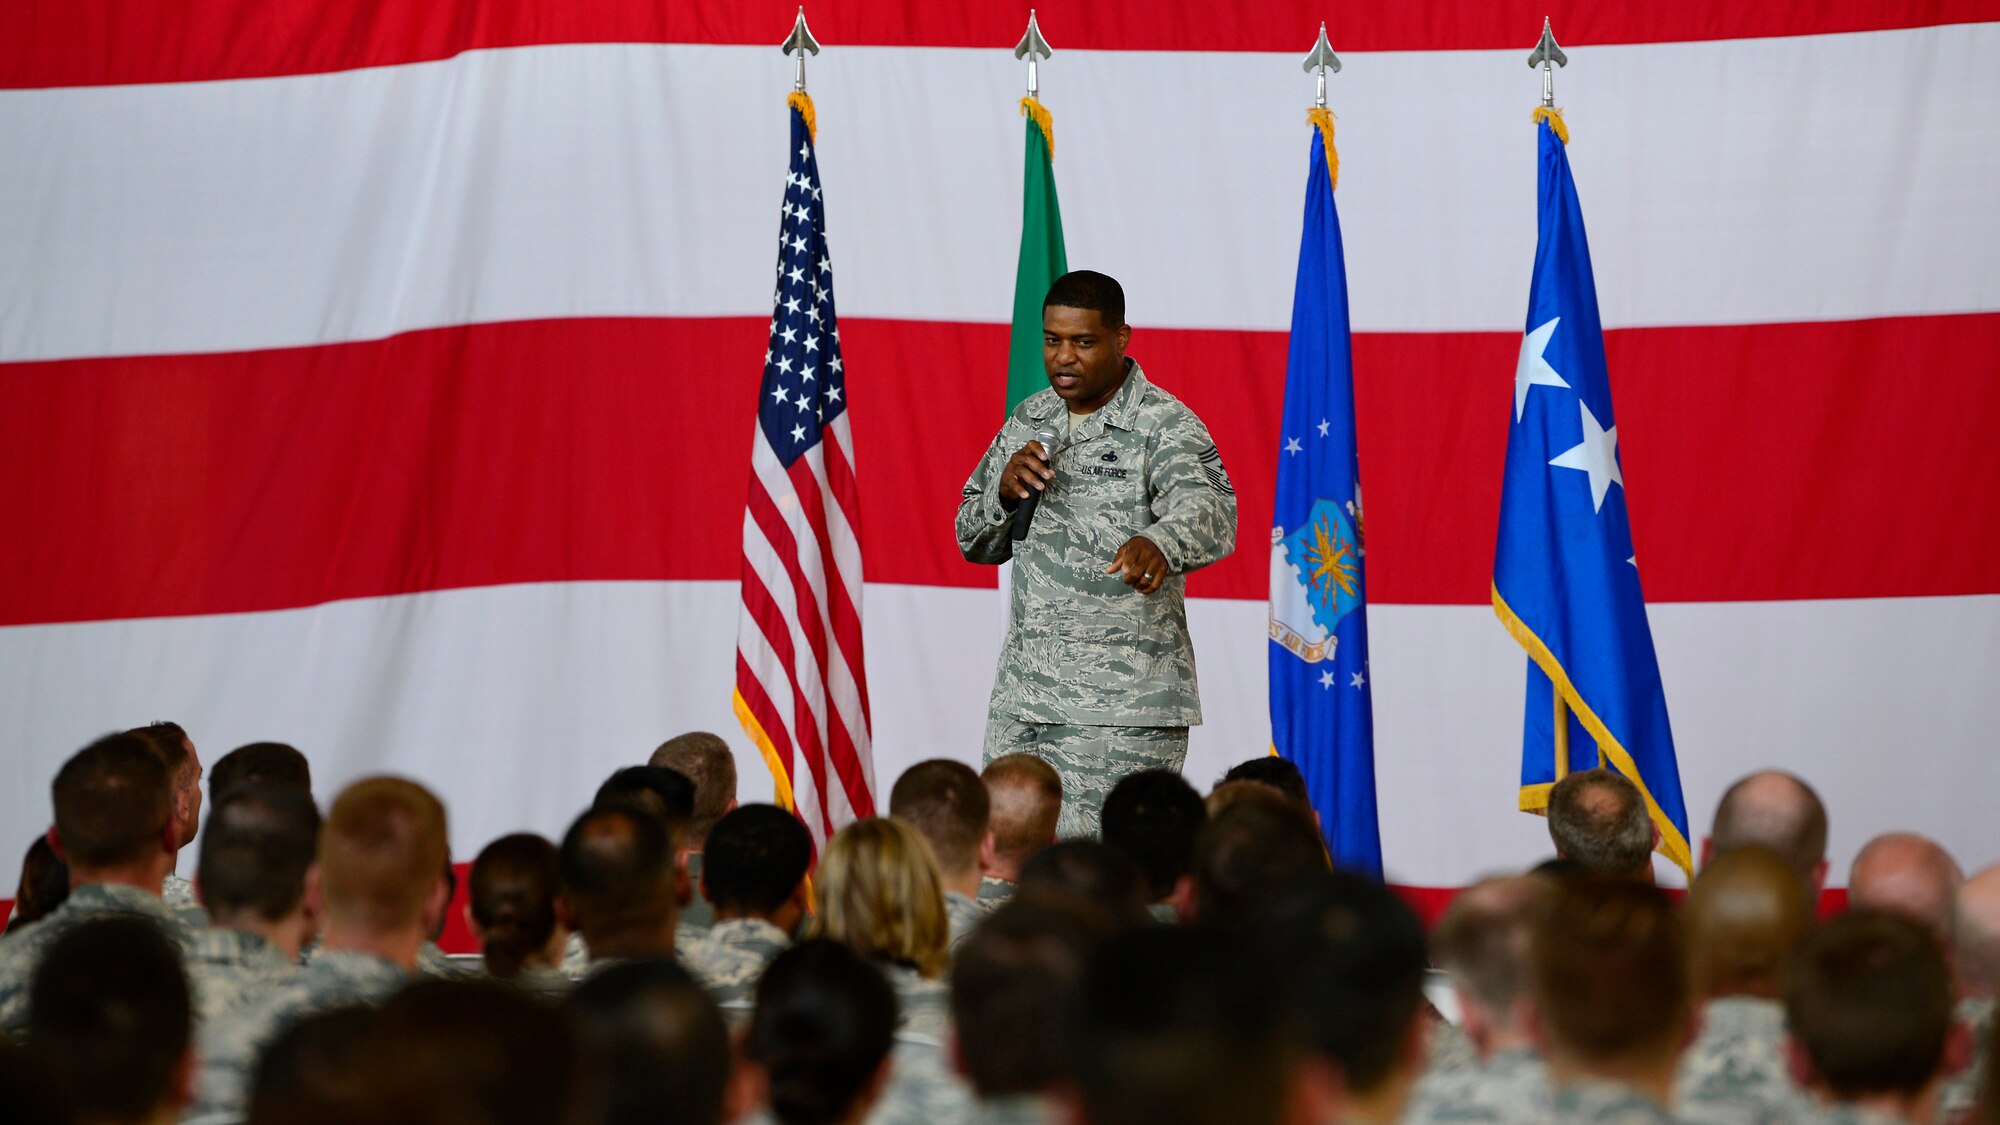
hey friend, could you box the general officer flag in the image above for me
[1268,111,1382,878]
[1493,111,1691,876]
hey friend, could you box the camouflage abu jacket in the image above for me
[957,360,1237,726]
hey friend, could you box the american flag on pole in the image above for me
[734,90,877,851]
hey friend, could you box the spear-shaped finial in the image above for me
[1527,17,1567,109]
[1301,22,1341,109]
[1015,10,1053,99]
[782,7,821,93]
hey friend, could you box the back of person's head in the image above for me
[1546,768,1654,878]
[210,742,312,799]
[951,897,1113,1098]
[1707,770,1828,881]
[1848,832,1964,942]
[51,732,174,872]
[0,1039,72,1125]
[27,917,192,1123]
[1044,269,1127,329]
[570,959,732,1125]
[559,804,676,943]
[319,776,449,934]
[594,765,695,834]
[1956,864,2000,998]
[1429,875,1553,1036]
[1189,796,1327,928]
[888,759,990,881]
[9,835,69,933]
[648,732,737,845]
[811,817,949,978]
[1786,909,1955,1102]
[469,833,561,981]
[1070,925,1293,1125]
[197,783,321,924]
[749,940,898,1125]
[703,804,812,918]
[247,1006,377,1125]
[1016,839,1152,929]
[1256,871,1429,1107]
[1531,879,1690,1070]
[1100,769,1206,903]
[1220,757,1311,810]
[979,754,1061,871]
[1684,845,1813,1000]
[362,980,591,1125]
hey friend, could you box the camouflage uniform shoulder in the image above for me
[678,925,771,1012]
[0,883,194,1037]
[881,961,952,1045]
[185,929,298,1029]
[866,1037,978,1125]
[1674,997,1809,1123]
[1550,1080,1677,1125]
[945,891,984,952]
[1406,1047,1551,1125]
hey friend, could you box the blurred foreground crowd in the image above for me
[1,723,1995,1125]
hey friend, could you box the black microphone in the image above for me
[1010,425,1062,542]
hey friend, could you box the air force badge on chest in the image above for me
[1078,447,1131,481]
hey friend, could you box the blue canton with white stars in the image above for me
[759,108,847,466]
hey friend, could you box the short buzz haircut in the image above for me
[1190,797,1328,928]
[888,759,990,878]
[570,960,733,1125]
[52,732,174,869]
[560,804,677,940]
[198,784,322,922]
[210,742,312,799]
[1547,768,1654,876]
[28,916,191,1122]
[1709,771,1828,877]
[596,766,695,836]
[1043,270,1126,329]
[1786,910,1954,1100]
[981,755,1062,866]
[703,805,813,916]
[951,898,1112,1097]
[649,732,738,843]
[1429,875,1554,1020]
[318,777,449,931]
[1100,769,1207,902]
[130,721,195,780]
[1220,757,1311,809]
[1532,879,1689,1065]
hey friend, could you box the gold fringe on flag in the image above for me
[788,90,818,142]
[1531,105,1570,145]
[1307,107,1339,190]
[1020,96,1055,156]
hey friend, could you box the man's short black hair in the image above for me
[1043,270,1125,329]
[703,804,812,916]
[749,940,898,1125]
[1254,871,1429,1096]
[1070,926,1295,1125]
[1221,757,1311,809]
[28,916,191,1122]
[197,784,321,922]
[248,1006,377,1125]
[950,898,1111,1097]
[1017,839,1152,928]
[888,759,990,877]
[1786,909,1954,1100]
[570,959,732,1125]
[210,742,312,799]
[1100,769,1207,902]
[52,732,173,869]
[560,804,676,938]
[1190,798,1327,928]
[365,980,591,1125]
[596,765,696,834]
[129,721,194,777]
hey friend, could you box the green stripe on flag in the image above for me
[1007,113,1067,413]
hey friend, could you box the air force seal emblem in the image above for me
[1268,497,1364,664]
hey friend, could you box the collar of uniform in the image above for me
[189,927,291,969]
[708,917,790,947]
[1023,358,1149,436]
[62,881,180,925]
[1552,1078,1672,1121]
[305,946,409,990]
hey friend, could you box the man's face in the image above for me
[179,737,203,844]
[1043,305,1130,413]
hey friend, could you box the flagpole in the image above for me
[782,7,820,93]
[1015,10,1051,99]
[1301,21,1340,110]
[1533,15,1574,780]
[1528,17,1567,110]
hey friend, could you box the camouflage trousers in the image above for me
[982,717,1189,839]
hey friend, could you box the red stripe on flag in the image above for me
[822,428,875,730]
[3,312,1996,626]
[740,561,835,839]
[7,1,1994,89]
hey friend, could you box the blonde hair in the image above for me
[320,776,448,931]
[811,817,950,979]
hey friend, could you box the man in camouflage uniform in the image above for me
[958,271,1237,839]
[675,804,809,1020]
[127,721,211,924]
[1407,876,1554,1125]
[889,760,995,951]
[977,755,1062,915]
[188,777,447,1124]
[183,785,321,1030]
[0,733,194,1037]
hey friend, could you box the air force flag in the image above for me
[1269,112,1382,878]
[1494,114,1691,876]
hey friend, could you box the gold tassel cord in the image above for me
[1306,107,1339,190]
[788,90,818,143]
[1531,105,1570,145]
[1020,96,1055,156]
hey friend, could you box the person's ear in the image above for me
[1810,859,1830,900]
[44,826,64,862]
[193,875,208,910]
[947,1029,970,1081]
[423,874,450,936]
[161,818,180,857]
[555,894,577,934]
[1522,996,1552,1057]
[1455,991,1494,1057]
[1784,1035,1820,1091]
[1172,874,1198,924]
[676,845,693,906]
[979,831,998,876]
[1943,1017,1975,1078]
[1286,1055,1344,1125]
[167,1046,198,1109]
[1114,323,1132,354]
[727,1029,767,1125]
[1699,836,1714,870]
[463,898,481,942]
[1053,1080,1090,1125]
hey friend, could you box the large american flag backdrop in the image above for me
[2,3,1997,904]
